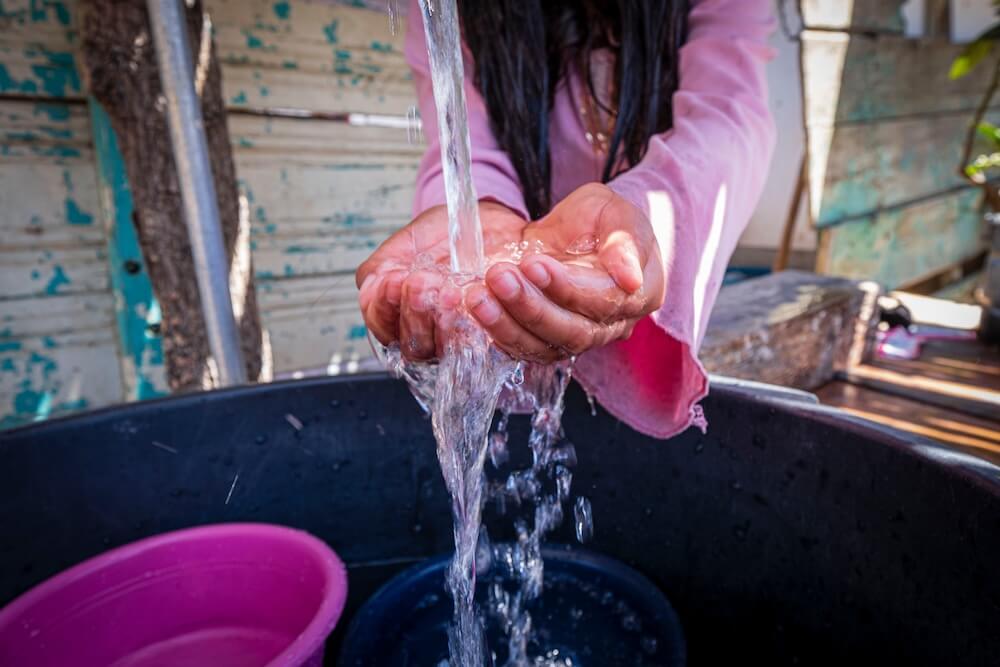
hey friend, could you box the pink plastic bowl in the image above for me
[0,523,348,667]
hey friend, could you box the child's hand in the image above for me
[356,201,526,360]
[464,184,666,362]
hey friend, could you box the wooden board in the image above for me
[228,104,419,371]
[209,0,415,115]
[817,188,985,287]
[817,381,1000,464]
[800,0,906,33]
[0,292,124,429]
[701,270,869,390]
[801,31,999,128]
[0,95,124,427]
[807,113,972,227]
[0,0,81,99]
[0,100,108,299]
[256,274,370,372]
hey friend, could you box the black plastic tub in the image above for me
[1,374,998,666]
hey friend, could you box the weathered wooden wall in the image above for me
[210,0,418,374]
[0,3,131,427]
[804,1,989,288]
[0,0,419,426]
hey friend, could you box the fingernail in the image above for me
[491,270,520,299]
[472,294,502,325]
[522,261,550,288]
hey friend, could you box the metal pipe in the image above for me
[147,0,247,386]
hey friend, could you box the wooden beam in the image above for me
[701,270,872,390]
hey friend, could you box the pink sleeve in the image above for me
[405,0,529,219]
[575,0,777,439]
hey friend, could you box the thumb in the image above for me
[596,195,649,294]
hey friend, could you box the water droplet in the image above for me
[412,523,423,534]
[574,497,593,543]
[565,233,600,255]
[511,363,525,386]
[641,635,658,655]
[489,432,509,468]
[621,612,641,632]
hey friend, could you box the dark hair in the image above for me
[459,1,689,218]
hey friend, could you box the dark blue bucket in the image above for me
[338,547,685,666]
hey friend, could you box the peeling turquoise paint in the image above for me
[30,50,80,97]
[282,60,298,69]
[259,86,270,97]
[33,102,71,122]
[42,336,58,349]
[255,206,267,222]
[273,1,290,19]
[65,198,94,225]
[1,358,15,372]
[335,49,351,60]
[45,266,70,294]
[349,325,367,339]
[323,19,339,44]
[371,40,392,53]
[285,245,321,254]
[0,341,21,353]
[89,100,166,400]
[238,137,254,148]
[243,29,263,49]
[0,64,38,94]
[231,90,248,105]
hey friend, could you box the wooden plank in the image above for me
[231,115,417,280]
[816,381,1000,464]
[255,274,371,372]
[801,0,906,33]
[0,292,123,429]
[89,101,167,399]
[0,1,81,99]
[0,99,108,299]
[807,113,971,227]
[208,0,415,115]
[801,31,998,127]
[701,270,869,390]
[817,188,986,288]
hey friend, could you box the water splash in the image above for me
[387,0,399,35]
[379,1,593,665]
[417,0,483,275]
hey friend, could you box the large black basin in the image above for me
[1,375,998,665]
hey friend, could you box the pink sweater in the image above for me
[405,0,776,439]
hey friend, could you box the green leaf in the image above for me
[978,122,1000,147]
[950,23,1000,79]
[951,39,996,79]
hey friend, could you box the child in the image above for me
[358,0,776,438]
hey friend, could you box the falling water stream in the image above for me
[375,1,592,665]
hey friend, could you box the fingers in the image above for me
[599,228,644,294]
[465,283,565,363]
[519,254,648,324]
[362,271,404,346]
[399,270,444,361]
[482,263,626,356]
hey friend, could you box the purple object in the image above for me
[0,523,348,667]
